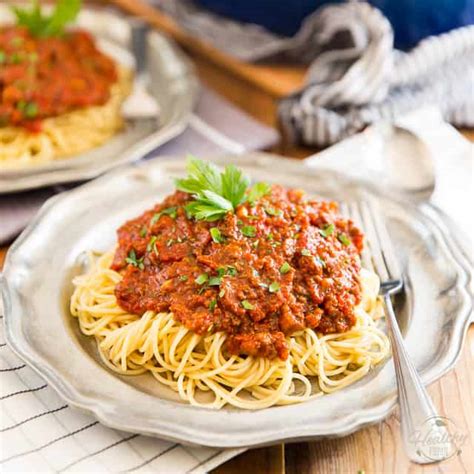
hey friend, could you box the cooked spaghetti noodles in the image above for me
[71,251,388,409]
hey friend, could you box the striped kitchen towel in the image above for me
[0,313,243,473]
[151,0,474,147]
[278,2,474,146]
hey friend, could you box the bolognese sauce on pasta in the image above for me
[71,159,389,409]
[0,1,131,166]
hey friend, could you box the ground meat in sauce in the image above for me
[0,26,117,131]
[112,186,364,360]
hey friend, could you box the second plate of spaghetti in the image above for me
[2,154,471,446]
[0,3,198,193]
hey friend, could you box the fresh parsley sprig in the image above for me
[175,156,270,222]
[12,0,81,38]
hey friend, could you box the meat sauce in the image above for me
[0,26,117,131]
[112,186,364,360]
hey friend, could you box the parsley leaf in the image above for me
[221,164,249,208]
[279,262,291,274]
[209,299,217,311]
[265,207,282,217]
[241,300,254,310]
[151,206,177,225]
[320,223,335,238]
[226,266,238,276]
[175,156,222,196]
[247,182,271,204]
[208,276,222,286]
[210,227,224,243]
[269,281,280,293]
[146,236,158,254]
[175,156,270,221]
[338,233,351,246]
[195,273,209,285]
[125,249,144,270]
[12,0,81,38]
[241,226,256,237]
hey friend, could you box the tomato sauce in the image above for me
[0,26,117,131]
[112,186,364,360]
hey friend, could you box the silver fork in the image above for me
[343,200,453,464]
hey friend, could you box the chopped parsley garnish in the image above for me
[11,37,24,47]
[0,51,5,64]
[147,235,158,254]
[210,227,224,243]
[195,273,209,285]
[301,249,312,256]
[226,266,238,276]
[241,300,254,310]
[23,102,38,118]
[265,207,282,217]
[241,226,256,237]
[279,262,291,274]
[151,207,178,225]
[179,275,188,282]
[320,223,335,237]
[269,281,280,293]
[139,226,147,238]
[208,299,217,311]
[338,233,351,246]
[10,52,23,64]
[125,249,144,270]
[175,156,270,221]
[208,276,222,286]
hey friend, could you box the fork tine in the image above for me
[366,200,401,282]
[348,201,374,273]
[359,201,390,282]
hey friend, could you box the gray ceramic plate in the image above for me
[1,154,472,447]
[0,6,198,193]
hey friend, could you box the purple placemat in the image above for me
[0,88,278,245]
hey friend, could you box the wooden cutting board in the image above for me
[111,0,306,128]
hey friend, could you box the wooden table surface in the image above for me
[2,2,473,472]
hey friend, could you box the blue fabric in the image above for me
[195,0,474,49]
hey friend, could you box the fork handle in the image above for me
[383,295,453,464]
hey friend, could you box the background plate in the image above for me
[1,154,472,447]
[0,5,199,193]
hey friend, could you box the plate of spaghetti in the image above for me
[2,154,471,446]
[0,1,197,193]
